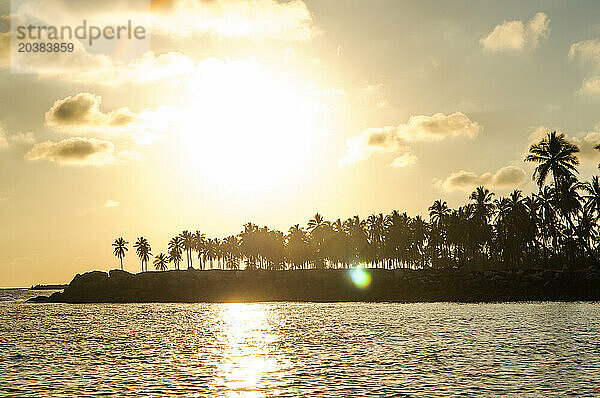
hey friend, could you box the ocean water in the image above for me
[1,289,600,397]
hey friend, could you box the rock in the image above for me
[24,267,600,303]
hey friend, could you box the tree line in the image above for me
[112,131,600,272]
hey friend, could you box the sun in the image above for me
[178,59,325,193]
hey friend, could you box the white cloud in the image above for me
[390,153,417,168]
[568,39,600,64]
[150,0,317,41]
[0,123,36,149]
[526,12,551,48]
[438,165,526,192]
[7,132,35,145]
[0,123,8,149]
[359,82,389,109]
[480,20,525,51]
[104,200,119,208]
[11,0,316,42]
[117,150,144,161]
[20,49,197,86]
[480,12,549,52]
[579,77,600,95]
[568,39,600,95]
[340,112,481,165]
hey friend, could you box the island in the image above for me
[28,267,600,303]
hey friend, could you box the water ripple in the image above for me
[1,290,600,397]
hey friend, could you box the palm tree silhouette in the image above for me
[193,231,206,270]
[308,213,326,232]
[133,237,152,272]
[105,135,600,273]
[525,131,579,188]
[582,176,600,217]
[429,200,450,226]
[153,253,169,271]
[168,236,184,270]
[112,237,129,270]
[180,230,194,269]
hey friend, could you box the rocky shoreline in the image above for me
[30,284,68,290]
[27,267,600,303]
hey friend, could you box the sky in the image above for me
[2,0,600,286]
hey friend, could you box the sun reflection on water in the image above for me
[214,303,289,397]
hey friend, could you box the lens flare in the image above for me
[349,268,372,289]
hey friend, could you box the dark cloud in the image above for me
[45,93,104,126]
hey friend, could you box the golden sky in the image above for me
[2,0,600,286]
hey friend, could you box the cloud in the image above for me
[568,40,600,95]
[11,0,316,42]
[117,149,144,161]
[25,137,118,166]
[480,12,549,52]
[24,48,260,92]
[480,20,525,51]
[438,165,526,192]
[104,200,119,208]
[579,77,600,95]
[359,83,389,109]
[390,153,417,168]
[45,93,169,146]
[7,132,35,145]
[46,93,116,127]
[150,0,317,41]
[20,49,196,86]
[340,112,481,165]
[526,12,551,48]
[0,124,8,149]
[568,39,600,64]
[0,123,35,149]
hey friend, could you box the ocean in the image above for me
[1,289,600,397]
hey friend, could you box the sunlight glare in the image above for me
[215,303,288,396]
[349,267,372,289]
[179,59,324,193]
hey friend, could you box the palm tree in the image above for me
[153,253,169,271]
[469,186,495,224]
[133,237,152,272]
[429,200,450,226]
[582,176,600,218]
[168,236,184,270]
[525,131,580,188]
[307,214,331,268]
[554,175,598,266]
[366,213,385,267]
[180,230,194,269]
[307,213,327,232]
[112,237,129,270]
[193,231,206,269]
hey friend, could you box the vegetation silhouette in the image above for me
[112,237,128,270]
[111,131,600,273]
[133,237,151,272]
[153,253,169,271]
